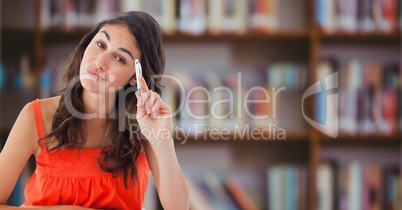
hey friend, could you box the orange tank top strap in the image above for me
[32,99,47,153]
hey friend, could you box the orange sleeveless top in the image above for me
[21,99,150,210]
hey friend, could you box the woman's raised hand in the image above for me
[135,75,172,144]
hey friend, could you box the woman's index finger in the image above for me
[139,75,149,92]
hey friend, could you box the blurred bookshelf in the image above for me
[172,131,309,145]
[42,30,310,42]
[319,31,401,40]
[318,31,401,45]
[1,0,401,210]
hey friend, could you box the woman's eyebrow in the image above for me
[99,30,134,61]
[118,47,134,60]
[100,31,110,41]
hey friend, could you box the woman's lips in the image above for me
[87,69,105,81]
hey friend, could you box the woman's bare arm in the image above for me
[0,103,38,206]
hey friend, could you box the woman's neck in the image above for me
[82,89,116,121]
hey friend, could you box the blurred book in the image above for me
[384,166,401,210]
[338,59,401,136]
[362,164,382,210]
[358,62,381,135]
[267,164,308,210]
[316,0,336,33]
[41,0,117,30]
[202,173,239,210]
[316,0,401,33]
[186,171,263,209]
[207,0,224,34]
[179,0,206,35]
[336,0,358,32]
[268,63,308,133]
[225,175,258,210]
[317,161,337,210]
[380,0,399,32]
[140,0,176,34]
[249,0,279,32]
[224,73,247,130]
[207,0,248,34]
[319,161,400,210]
[163,66,307,136]
[0,64,6,91]
[315,60,338,137]
[379,64,400,135]
[38,0,307,34]
[358,0,375,32]
[201,71,235,130]
[186,175,215,209]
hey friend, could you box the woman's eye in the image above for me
[116,57,126,64]
[96,41,105,49]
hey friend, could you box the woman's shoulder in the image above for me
[37,96,62,130]
[4,97,61,157]
[18,96,60,123]
[38,96,61,111]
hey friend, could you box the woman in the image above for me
[0,11,189,210]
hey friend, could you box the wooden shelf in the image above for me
[42,29,90,43]
[40,29,309,43]
[0,28,36,41]
[320,133,402,144]
[1,27,35,34]
[318,31,401,44]
[173,130,309,145]
[163,30,309,42]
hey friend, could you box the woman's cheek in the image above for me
[108,75,117,83]
[107,75,125,90]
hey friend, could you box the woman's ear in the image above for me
[130,77,137,86]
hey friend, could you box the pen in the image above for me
[135,59,142,96]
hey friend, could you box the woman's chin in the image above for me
[82,82,124,95]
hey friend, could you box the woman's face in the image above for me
[80,24,141,94]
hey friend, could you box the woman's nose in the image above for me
[95,52,109,71]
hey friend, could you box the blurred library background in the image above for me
[0,0,401,209]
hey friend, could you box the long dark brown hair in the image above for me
[41,11,165,188]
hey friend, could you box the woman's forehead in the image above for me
[97,24,140,58]
[98,24,138,47]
